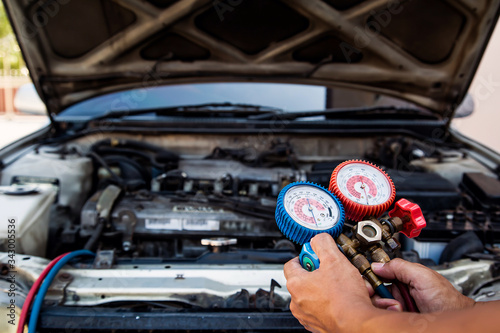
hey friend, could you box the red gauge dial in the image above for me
[329,160,396,221]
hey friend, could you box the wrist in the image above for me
[458,295,476,310]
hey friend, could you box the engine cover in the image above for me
[80,191,280,244]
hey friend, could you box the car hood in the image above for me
[4,0,500,118]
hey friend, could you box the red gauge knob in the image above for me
[329,160,396,221]
[389,198,426,238]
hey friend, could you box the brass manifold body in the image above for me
[336,216,404,291]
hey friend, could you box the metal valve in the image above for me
[355,221,383,246]
[389,198,427,238]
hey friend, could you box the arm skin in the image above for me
[284,233,500,333]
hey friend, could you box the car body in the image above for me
[13,83,47,115]
[1,0,500,332]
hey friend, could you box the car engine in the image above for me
[1,132,500,331]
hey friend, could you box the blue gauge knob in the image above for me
[299,243,320,272]
[275,182,345,245]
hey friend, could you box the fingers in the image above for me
[389,283,405,308]
[365,279,375,297]
[309,233,347,267]
[372,296,403,312]
[290,300,323,333]
[285,233,343,279]
[284,257,305,280]
[371,258,430,285]
[289,301,308,329]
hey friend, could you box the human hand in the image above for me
[369,259,476,313]
[284,234,380,332]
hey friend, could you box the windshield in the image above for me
[58,83,327,119]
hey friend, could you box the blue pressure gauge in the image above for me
[275,182,345,271]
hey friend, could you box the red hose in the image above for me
[395,281,419,313]
[17,253,69,333]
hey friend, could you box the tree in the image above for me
[0,2,26,74]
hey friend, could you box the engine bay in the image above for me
[1,132,500,320]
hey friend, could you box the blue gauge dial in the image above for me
[275,182,345,245]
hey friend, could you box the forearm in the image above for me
[355,301,500,333]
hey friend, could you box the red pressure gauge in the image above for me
[329,160,396,221]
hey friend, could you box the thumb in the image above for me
[309,233,348,267]
[371,258,427,285]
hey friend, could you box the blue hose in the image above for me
[28,250,95,333]
[375,284,395,299]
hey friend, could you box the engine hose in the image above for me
[16,253,69,333]
[28,250,95,333]
[94,147,172,169]
[439,231,484,264]
[84,222,104,251]
[102,155,151,184]
[375,284,395,300]
[87,151,124,186]
[395,281,419,312]
[90,139,179,160]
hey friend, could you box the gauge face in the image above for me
[283,185,342,230]
[336,162,392,206]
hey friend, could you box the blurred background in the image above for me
[0,3,48,148]
[0,3,498,152]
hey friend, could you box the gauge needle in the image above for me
[307,198,318,227]
[361,181,370,205]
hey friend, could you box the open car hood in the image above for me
[4,0,500,117]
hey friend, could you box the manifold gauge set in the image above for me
[275,160,427,302]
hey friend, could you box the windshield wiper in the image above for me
[93,103,283,121]
[248,106,440,121]
[92,104,438,122]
